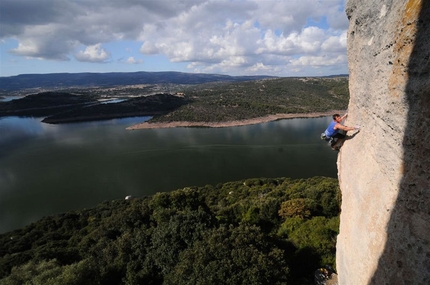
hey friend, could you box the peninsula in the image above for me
[126,111,345,130]
[0,75,349,128]
[127,76,349,129]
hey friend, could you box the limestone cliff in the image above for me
[336,0,430,284]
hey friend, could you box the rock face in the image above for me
[337,0,430,284]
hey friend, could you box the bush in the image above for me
[0,176,341,284]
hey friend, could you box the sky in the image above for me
[0,0,349,78]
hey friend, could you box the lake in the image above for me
[0,116,337,234]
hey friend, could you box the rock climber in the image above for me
[323,113,359,150]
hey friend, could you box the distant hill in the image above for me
[0,76,349,124]
[0,91,188,123]
[0,71,275,91]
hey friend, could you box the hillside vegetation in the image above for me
[150,76,349,123]
[0,76,348,124]
[0,177,340,285]
[42,93,190,124]
[0,92,189,123]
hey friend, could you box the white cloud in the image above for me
[75,44,110,62]
[8,23,79,60]
[321,31,347,53]
[290,54,347,67]
[125,57,143,64]
[136,0,347,75]
[0,0,348,76]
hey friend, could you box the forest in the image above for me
[0,76,348,124]
[0,76,347,284]
[0,176,340,285]
[150,76,349,123]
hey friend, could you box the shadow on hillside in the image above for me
[370,2,430,284]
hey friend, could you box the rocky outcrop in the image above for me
[337,0,430,284]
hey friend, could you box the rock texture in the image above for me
[337,0,430,284]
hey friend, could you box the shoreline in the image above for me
[126,110,346,130]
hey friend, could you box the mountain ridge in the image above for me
[0,71,348,92]
[0,71,275,91]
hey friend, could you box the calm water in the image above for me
[0,116,337,234]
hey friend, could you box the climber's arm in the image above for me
[335,123,356,132]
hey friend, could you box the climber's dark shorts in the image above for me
[332,133,346,140]
[330,133,346,146]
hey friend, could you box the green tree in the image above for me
[278,198,316,219]
[164,224,289,285]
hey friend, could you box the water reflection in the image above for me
[0,115,335,234]
[0,117,46,152]
[0,96,24,102]
[99,98,128,104]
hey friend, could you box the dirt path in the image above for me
[126,110,346,130]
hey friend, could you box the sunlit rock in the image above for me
[337,0,430,284]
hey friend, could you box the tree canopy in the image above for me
[0,176,341,285]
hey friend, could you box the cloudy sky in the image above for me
[0,0,349,77]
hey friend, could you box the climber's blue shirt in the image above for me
[325,121,338,137]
